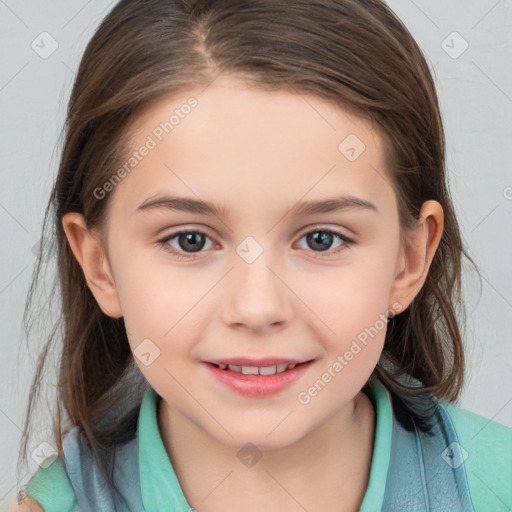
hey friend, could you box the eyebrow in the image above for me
[136,194,378,218]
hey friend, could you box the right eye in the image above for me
[157,229,216,258]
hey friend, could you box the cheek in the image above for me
[112,250,213,354]
[107,241,168,338]
[302,251,396,335]
[117,273,182,341]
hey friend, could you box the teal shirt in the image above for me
[24,379,512,511]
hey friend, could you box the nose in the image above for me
[221,252,294,333]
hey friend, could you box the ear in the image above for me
[62,212,123,318]
[390,200,444,313]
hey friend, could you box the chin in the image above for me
[210,420,309,452]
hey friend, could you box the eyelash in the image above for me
[157,226,354,260]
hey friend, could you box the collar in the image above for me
[138,379,393,511]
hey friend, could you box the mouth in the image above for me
[204,358,315,397]
[205,359,315,376]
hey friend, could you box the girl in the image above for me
[14,0,512,510]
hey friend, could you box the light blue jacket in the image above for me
[24,378,512,511]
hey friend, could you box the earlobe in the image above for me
[390,200,444,311]
[61,212,123,318]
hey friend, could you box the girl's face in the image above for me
[76,77,424,449]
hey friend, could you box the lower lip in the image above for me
[203,361,314,397]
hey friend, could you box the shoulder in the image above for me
[23,455,76,512]
[20,398,146,512]
[12,495,44,512]
[24,423,143,511]
[441,400,512,510]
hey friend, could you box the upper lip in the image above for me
[205,357,314,367]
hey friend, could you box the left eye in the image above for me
[295,228,353,256]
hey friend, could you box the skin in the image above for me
[61,76,443,512]
[11,498,42,512]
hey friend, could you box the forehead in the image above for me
[108,77,395,221]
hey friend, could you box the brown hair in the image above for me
[18,0,480,505]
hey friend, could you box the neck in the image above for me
[158,390,376,512]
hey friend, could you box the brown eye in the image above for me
[158,229,214,258]
[306,231,336,252]
[295,228,353,257]
[175,232,207,252]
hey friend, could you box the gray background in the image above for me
[1,0,511,507]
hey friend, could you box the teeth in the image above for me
[218,363,299,375]
[241,366,259,375]
[259,366,277,376]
